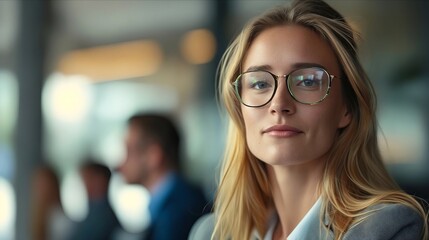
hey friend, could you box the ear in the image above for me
[338,107,351,129]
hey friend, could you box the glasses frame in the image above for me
[232,67,337,107]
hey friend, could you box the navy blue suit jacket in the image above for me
[144,175,210,240]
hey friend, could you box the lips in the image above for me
[262,124,303,137]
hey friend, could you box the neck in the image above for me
[268,158,324,238]
[143,168,171,193]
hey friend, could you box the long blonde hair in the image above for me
[213,0,428,239]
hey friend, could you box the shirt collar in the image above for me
[263,197,332,240]
[288,198,322,240]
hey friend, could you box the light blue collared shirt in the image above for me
[263,198,326,240]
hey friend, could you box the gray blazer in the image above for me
[189,204,425,240]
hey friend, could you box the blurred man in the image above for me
[69,160,121,240]
[120,113,209,240]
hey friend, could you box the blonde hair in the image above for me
[213,0,428,239]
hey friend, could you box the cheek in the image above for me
[123,154,143,178]
[131,156,144,173]
[306,123,339,163]
[306,105,344,150]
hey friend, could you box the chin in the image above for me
[257,154,309,167]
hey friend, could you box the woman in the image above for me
[190,0,428,239]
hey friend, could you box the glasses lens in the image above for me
[288,68,329,104]
[235,71,275,107]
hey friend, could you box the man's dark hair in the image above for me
[80,160,112,181]
[128,113,181,169]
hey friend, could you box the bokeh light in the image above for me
[43,73,92,123]
[181,29,216,64]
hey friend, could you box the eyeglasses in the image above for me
[232,67,336,107]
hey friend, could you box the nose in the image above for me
[269,78,296,115]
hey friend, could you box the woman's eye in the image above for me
[297,79,320,88]
[250,80,271,90]
[302,79,315,86]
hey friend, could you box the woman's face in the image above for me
[241,25,351,167]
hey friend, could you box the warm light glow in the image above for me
[57,40,163,81]
[109,173,151,233]
[0,178,15,239]
[181,29,216,64]
[43,73,92,123]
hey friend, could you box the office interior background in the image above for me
[0,0,428,239]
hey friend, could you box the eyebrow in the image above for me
[292,62,327,69]
[245,65,272,72]
[244,62,327,73]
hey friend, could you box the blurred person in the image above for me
[120,113,209,240]
[190,0,428,239]
[31,165,73,240]
[69,160,121,240]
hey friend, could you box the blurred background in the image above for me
[0,0,428,239]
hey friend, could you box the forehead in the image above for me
[243,24,340,75]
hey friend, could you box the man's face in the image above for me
[120,125,150,185]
